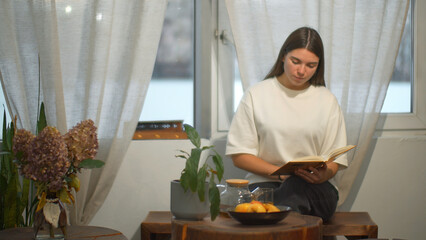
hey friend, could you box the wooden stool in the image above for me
[141,211,378,240]
[141,211,172,240]
[323,212,378,239]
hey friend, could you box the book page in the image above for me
[270,160,325,175]
[292,155,325,162]
[270,145,356,175]
[327,145,356,161]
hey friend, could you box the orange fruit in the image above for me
[249,202,266,213]
[263,203,280,213]
[234,203,251,212]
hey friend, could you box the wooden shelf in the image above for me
[133,120,188,140]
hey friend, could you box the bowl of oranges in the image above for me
[227,200,292,225]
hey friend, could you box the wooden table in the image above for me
[142,211,378,240]
[0,225,127,240]
[171,212,322,240]
[142,211,322,240]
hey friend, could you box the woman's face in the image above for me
[279,48,319,90]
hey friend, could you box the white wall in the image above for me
[342,134,426,239]
[90,133,426,240]
[89,139,213,240]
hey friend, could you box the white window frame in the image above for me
[377,0,426,132]
[194,0,215,138]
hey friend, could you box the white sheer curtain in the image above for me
[0,0,167,224]
[225,0,408,206]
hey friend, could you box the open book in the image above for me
[270,145,356,175]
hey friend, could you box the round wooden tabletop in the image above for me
[172,211,322,240]
[0,225,127,240]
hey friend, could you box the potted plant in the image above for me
[171,124,224,221]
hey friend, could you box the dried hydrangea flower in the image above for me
[13,129,36,175]
[26,126,70,192]
[64,119,98,168]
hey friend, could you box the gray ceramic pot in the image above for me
[170,180,209,220]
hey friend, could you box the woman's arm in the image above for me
[231,153,283,181]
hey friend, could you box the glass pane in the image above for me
[233,58,243,112]
[139,0,194,126]
[381,1,412,113]
[0,92,10,138]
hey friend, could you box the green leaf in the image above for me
[179,171,190,192]
[185,148,201,192]
[184,124,200,148]
[64,176,72,183]
[0,173,6,227]
[19,178,30,215]
[1,154,12,186]
[201,145,213,151]
[177,149,189,156]
[4,171,19,228]
[36,102,47,135]
[78,159,105,169]
[212,152,224,182]
[0,172,6,196]
[175,154,188,160]
[208,176,220,221]
[196,164,207,202]
[5,120,14,153]
[28,192,39,226]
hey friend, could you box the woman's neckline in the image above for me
[273,77,312,95]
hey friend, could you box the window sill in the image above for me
[132,120,188,140]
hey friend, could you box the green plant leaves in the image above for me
[3,170,20,228]
[78,159,105,169]
[209,176,220,221]
[0,109,29,229]
[212,152,224,182]
[184,124,200,148]
[196,165,207,202]
[36,102,47,135]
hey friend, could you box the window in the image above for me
[1,0,424,139]
[0,79,10,137]
[379,0,426,130]
[139,0,194,127]
[217,0,425,133]
[381,0,413,113]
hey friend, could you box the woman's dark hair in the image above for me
[264,27,325,86]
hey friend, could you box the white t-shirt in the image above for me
[226,77,348,185]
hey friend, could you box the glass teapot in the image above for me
[219,179,275,215]
[219,179,252,214]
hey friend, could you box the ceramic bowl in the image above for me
[227,205,292,225]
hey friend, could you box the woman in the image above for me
[226,27,348,221]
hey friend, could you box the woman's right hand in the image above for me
[294,162,338,184]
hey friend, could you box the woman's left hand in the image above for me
[294,162,338,184]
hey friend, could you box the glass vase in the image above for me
[34,196,67,240]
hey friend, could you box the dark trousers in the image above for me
[248,176,338,221]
